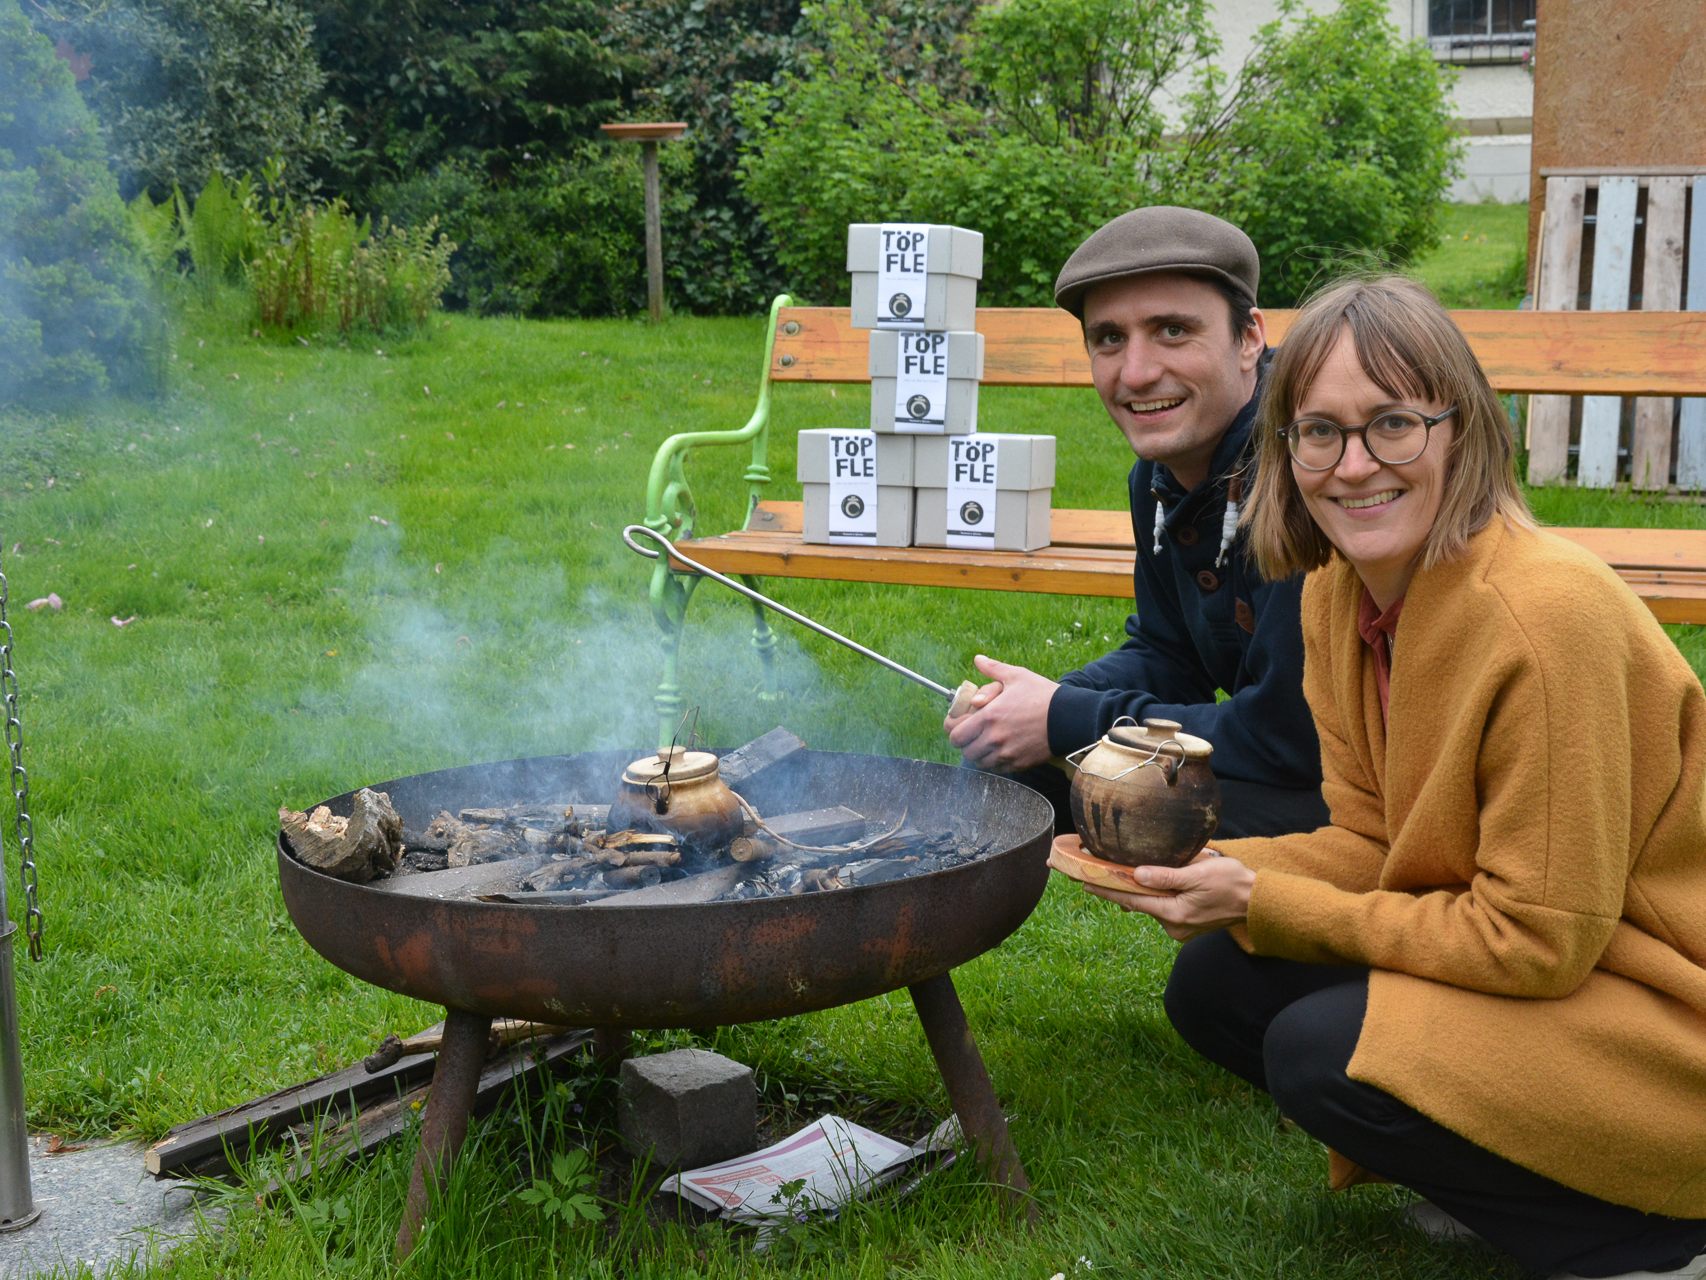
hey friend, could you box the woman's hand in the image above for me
[1084,851,1256,942]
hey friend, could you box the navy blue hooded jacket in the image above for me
[1044,378,1323,793]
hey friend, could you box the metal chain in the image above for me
[0,548,42,960]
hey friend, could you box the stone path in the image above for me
[0,1137,214,1278]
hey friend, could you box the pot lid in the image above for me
[1106,717,1212,760]
[623,747,722,785]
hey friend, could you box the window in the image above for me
[1428,0,1535,61]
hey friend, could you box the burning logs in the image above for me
[280,730,996,905]
[280,789,403,883]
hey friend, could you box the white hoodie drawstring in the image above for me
[1214,477,1244,569]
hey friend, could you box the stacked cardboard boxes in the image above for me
[800,222,1055,551]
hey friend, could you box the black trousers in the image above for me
[1165,931,1706,1278]
[1010,761,1329,839]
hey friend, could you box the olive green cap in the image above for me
[1053,206,1259,318]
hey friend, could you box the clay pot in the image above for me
[1067,718,1219,868]
[608,747,745,850]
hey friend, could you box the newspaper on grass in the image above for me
[664,1113,962,1228]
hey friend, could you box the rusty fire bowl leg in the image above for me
[396,1007,494,1260]
[593,1027,634,1070]
[908,972,1036,1222]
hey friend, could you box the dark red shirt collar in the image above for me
[1357,589,1404,722]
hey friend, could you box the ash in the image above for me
[717,826,993,900]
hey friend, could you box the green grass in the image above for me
[0,217,1692,1276]
[1408,202,1531,309]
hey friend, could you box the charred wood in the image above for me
[280,789,403,883]
[717,727,806,795]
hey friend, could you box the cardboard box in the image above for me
[913,433,1055,552]
[797,430,916,486]
[868,330,984,434]
[798,429,915,547]
[846,223,982,331]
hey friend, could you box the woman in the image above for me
[1089,275,1706,1279]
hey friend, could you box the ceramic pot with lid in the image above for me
[1067,718,1219,867]
[607,746,746,850]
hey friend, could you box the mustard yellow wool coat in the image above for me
[1220,520,1706,1217]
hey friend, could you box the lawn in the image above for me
[0,204,1696,1277]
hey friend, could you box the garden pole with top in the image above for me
[599,122,688,322]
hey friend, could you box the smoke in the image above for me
[262,506,941,796]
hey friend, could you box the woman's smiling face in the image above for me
[1290,328,1454,609]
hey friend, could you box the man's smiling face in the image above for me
[1083,273,1265,491]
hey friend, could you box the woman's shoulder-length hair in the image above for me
[1242,274,1534,584]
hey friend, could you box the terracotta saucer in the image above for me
[1047,834,1176,897]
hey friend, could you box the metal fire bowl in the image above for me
[278,749,1052,1029]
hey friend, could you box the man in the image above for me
[945,206,1326,838]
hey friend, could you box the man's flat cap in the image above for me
[1054,206,1259,318]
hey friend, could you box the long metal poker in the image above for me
[623,525,975,712]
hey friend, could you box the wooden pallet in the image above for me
[1528,171,1706,488]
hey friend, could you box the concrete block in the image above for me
[618,1048,757,1168]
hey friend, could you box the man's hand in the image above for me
[943,654,1059,772]
[1083,852,1254,942]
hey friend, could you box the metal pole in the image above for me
[0,565,37,1230]
[621,526,958,701]
[642,140,664,323]
[0,844,36,1231]
[0,918,36,1230]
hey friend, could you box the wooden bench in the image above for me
[638,297,1706,744]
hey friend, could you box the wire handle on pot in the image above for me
[623,524,959,702]
[1065,717,1186,785]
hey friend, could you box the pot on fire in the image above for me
[1067,718,1218,868]
[607,746,745,850]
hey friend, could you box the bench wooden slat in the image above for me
[677,502,1706,620]
[772,305,1706,398]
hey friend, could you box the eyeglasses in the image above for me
[1280,404,1457,471]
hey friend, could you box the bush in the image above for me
[250,203,454,335]
[737,0,1461,310]
[1165,0,1462,304]
[734,3,985,305]
[0,0,163,405]
[964,0,1213,162]
[127,164,453,338]
[609,0,983,314]
[307,0,630,200]
[373,145,656,318]
[25,0,341,203]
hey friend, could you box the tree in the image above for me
[1,0,162,403]
[24,0,342,201]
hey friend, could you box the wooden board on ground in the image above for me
[146,1048,441,1178]
[261,1030,593,1194]
[148,1027,592,1181]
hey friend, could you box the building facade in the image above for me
[1204,0,1534,202]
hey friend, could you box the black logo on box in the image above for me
[959,500,985,526]
[905,393,931,420]
[840,494,866,520]
[888,292,912,318]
